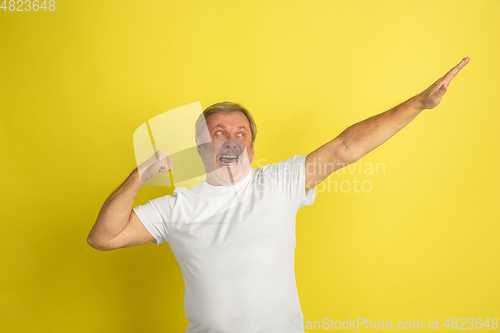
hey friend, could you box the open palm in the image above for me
[418,57,470,109]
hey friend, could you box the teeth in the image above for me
[219,155,239,166]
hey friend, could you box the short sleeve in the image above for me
[132,195,176,245]
[263,155,316,209]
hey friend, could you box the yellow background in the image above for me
[1,0,498,332]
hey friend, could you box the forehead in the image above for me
[207,111,250,130]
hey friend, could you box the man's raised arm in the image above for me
[87,150,173,251]
[305,57,470,192]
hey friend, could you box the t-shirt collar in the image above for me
[197,168,255,195]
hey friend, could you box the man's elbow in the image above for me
[333,139,361,167]
[87,234,113,251]
[342,150,363,166]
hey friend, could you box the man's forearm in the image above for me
[87,168,143,249]
[337,95,424,163]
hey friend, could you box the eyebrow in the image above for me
[212,125,247,130]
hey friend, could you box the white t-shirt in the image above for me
[133,155,316,333]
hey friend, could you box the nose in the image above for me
[223,138,238,149]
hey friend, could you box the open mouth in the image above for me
[219,154,239,166]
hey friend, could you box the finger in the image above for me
[163,156,174,171]
[436,83,448,96]
[159,159,170,173]
[168,156,174,170]
[156,150,167,159]
[442,57,470,82]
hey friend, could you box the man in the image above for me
[87,57,469,332]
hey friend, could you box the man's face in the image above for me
[197,111,255,186]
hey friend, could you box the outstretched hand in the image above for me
[417,57,470,110]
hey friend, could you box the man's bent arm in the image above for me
[305,57,470,191]
[87,150,173,250]
[87,169,143,250]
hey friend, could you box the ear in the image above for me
[195,137,201,155]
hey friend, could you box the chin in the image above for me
[201,149,254,185]
[216,163,249,183]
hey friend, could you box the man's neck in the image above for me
[205,167,251,186]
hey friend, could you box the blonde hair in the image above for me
[195,101,257,147]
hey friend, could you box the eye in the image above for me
[237,133,244,137]
[215,131,224,136]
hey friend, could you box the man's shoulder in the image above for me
[254,155,307,172]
